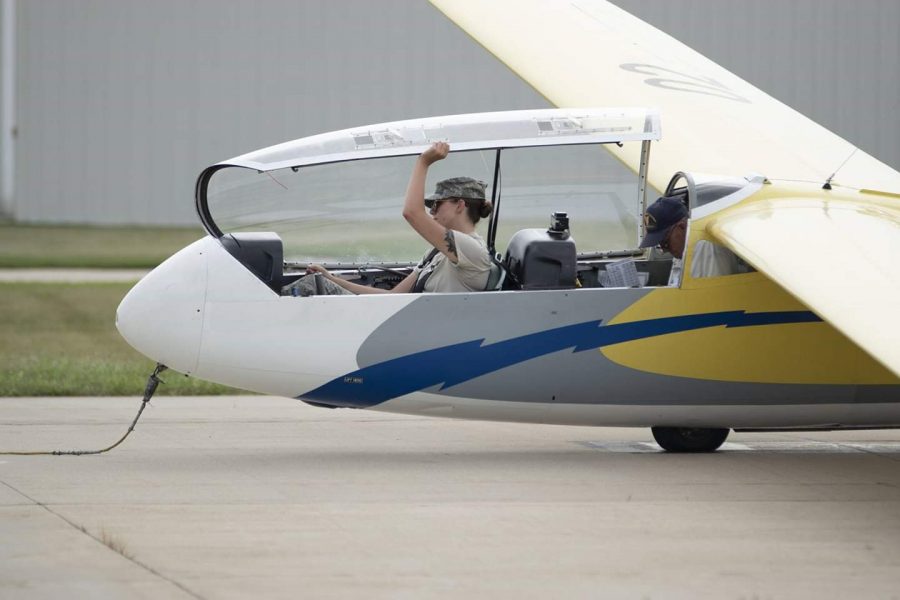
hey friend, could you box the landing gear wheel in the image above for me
[651,427,730,453]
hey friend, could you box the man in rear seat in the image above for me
[639,196,748,281]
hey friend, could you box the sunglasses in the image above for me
[658,223,682,252]
[658,230,673,252]
[425,198,460,212]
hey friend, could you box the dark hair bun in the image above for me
[479,200,493,219]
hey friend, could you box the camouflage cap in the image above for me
[425,177,487,205]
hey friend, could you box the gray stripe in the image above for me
[358,288,900,407]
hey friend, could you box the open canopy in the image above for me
[214,107,660,172]
[196,108,660,266]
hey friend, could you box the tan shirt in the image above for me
[414,231,491,293]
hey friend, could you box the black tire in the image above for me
[651,426,730,453]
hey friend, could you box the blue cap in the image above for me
[639,197,689,248]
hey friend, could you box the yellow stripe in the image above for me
[603,274,898,384]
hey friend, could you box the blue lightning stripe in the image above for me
[300,310,820,408]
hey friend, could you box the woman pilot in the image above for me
[292,142,493,295]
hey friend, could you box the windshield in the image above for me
[494,144,642,253]
[204,143,647,265]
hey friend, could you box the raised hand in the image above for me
[420,141,450,165]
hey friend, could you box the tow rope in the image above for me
[0,364,167,456]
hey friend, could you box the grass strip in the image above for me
[0,282,242,396]
[0,223,206,268]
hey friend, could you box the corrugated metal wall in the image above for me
[13,0,549,225]
[10,0,900,225]
[0,0,15,218]
[613,0,900,173]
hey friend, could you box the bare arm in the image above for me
[401,142,459,264]
[306,265,418,294]
[390,270,418,293]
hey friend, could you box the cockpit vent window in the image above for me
[535,117,582,135]
[351,129,409,149]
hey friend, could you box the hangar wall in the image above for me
[613,0,900,178]
[0,0,14,218]
[8,0,900,226]
[12,0,550,226]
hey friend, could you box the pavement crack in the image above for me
[0,479,206,600]
[834,443,900,463]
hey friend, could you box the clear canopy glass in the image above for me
[197,108,660,265]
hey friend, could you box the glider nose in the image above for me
[116,239,209,374]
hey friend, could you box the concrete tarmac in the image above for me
[2,396,899,599]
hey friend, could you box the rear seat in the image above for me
[503,227,576,290]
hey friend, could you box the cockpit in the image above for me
[195,108,677,294]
